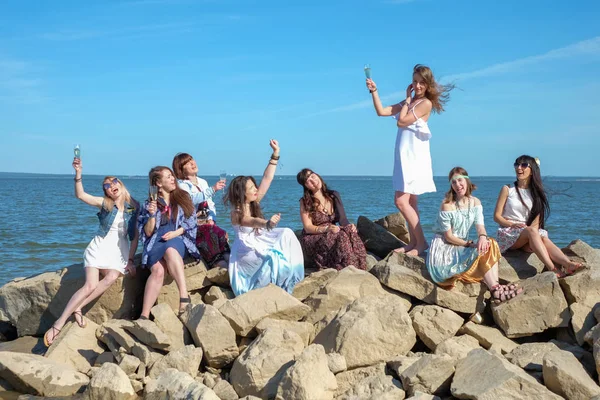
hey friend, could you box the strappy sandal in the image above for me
[561,263,585,277]
[491,284,523,304]
[138,315,149,321]
[547,267,566,278]
[73,310,86,328]
[178,296,191,317]
[43,325,61,347]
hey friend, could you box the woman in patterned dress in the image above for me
[297,169,366,271]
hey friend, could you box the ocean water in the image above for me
[0,173,598,287]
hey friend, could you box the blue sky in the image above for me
[1,0,599,177]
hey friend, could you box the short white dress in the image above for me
[83,210,129,273]
[392,100,436,195]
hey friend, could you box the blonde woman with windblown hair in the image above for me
[44,158,140,346]
[367,64,454,256]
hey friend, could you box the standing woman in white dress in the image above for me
[44,158,139,346]
[224,140,304,296]
[367,64,454,256]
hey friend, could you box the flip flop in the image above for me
[43,325,61,347]
[562,263,585,277]
[178,296,191,317]
[73,310,86,328]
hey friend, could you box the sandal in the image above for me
[491,284,523,304]
[73,310,86,328]
[548,267,566,279]
[43,325,61,347]
[138,315,149,321]
[561,263,585,277]
[178,296,191,317]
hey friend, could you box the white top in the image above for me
[502,185,532,223]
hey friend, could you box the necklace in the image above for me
[455,197,471,241]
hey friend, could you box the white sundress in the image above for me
[228,225,304,296]
[392,100,436,195]
[83,210,129,273]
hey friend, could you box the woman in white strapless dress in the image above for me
[367,64,454,257]
[44,158,139,347]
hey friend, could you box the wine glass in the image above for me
[149,186,158,201]
[74,144,81,159]
[219,170,227,183]
[364,64,371,79]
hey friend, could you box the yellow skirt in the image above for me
[439,238,501,289]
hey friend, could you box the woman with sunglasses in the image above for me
[44,158,139,346]
[494,155,584,277]
[138,166,199,318]
[172,153,229,269]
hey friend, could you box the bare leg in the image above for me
[140,262,166,318]
[482,263,500,290]
[541,237,579,269]
[394,191,417,253]
[510,227,557,270]
[163,248,189,311]
[44,267,100,345]
[76,269,122,312]
[407,194,428,255]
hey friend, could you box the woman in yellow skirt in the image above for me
[426,167,522,303]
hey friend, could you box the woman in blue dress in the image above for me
[138,166,199,317]
[426,167,522,303]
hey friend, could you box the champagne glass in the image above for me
[364,64,371,79]
[149,186,158,201]
[219,170,227,183]
[74,144,81,159]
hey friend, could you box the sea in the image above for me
[0,172,598,287]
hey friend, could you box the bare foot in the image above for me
[73,310,86,328]
[394,244,415,254]
[43,325,61,347]
[406,244,429,257]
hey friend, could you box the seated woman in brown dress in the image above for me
[297,168,367,270]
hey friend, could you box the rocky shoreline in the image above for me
[1,214,599,399]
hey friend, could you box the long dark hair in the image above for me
[296,168,335,213]
[172,152,194,180]
[444,167,477,203]
[514,155,550,229]
[224,176,264,222]
[149,166,195,221]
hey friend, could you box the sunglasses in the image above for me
[513,162,530,169]
[103,178,119,190]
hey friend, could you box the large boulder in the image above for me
[0,351,89,397]
[434,335,482,362]
[491,272,570,338]
[255,318,314,347]
[313,295,415,369]
[451,348,562,399]
[400,354,456,397]
[303,266,388,324]
[230,327,304,398]
[374,212,410,244]
[498,250,545,282]
[543,349,600,400]
[158,260,211,312]
[505,342,561,372]
[145,368,220,400]
[357,215,407,258]
[86,362,136,400]
[275,344,337,400]
[148,344,203,379]
[150,303,192,351]
[409,305,464,351]
[219,284,310,336]
[459,321,518,354]
[292,269,338,301]
[123,319,172,351]
[371,252,487,314]
[183,304,239,368]
[44,320,104,374]
[0,265,146,337]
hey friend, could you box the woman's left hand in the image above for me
[349,224,357,233]
[125,261,137,277]
[477,236,490,254]
[405,84,414,103]
[270,139,280,156]
[162,231,179,241]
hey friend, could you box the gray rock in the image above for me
[86,362,136,400]
[150,302,192,351]
[357,215,406,258]
[543,349,600,400]
[44,320,103,374]
[145,368,220,400]
[400,354,456,396]
[374,212,410,245]
[327,352,347,374]
[409,305,464,351]
[148,344,203,379]
[459,321,518,354]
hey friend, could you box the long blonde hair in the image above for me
[102,176,137,211]
[413,64,455,114]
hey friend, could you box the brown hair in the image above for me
[102,176,138,212]
[444,167,477,203]
[413,64,455,114]
[296,168,335,214]
[224,176,264,223]
[149,166,195,220]
[172,152,194,181]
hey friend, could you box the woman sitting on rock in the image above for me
[172,153,229,269]
[138,166,199,318]
[44,158,139,346]
[225,139,304,296]
[426,167,522,303]
[296,168,366,270]
[494,155,583,277]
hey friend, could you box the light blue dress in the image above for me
[229,226,304,296]
[426,202,484,284]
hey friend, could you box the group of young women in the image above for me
[43,63,583,346]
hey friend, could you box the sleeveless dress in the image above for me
[83,210,129,273]
[229,226,304,296]
[392,100,436,195]
[496,185,548,252]
[426,199,500,288]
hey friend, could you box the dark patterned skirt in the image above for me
[300,225,367,271]
[196,222,230,268]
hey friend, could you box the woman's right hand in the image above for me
[72,158,82,172]
[269,213,281,228]
[146,201,157,216]
[511,222,527,228]
[269,139,280,156]
[328,224,341,233]
[366,79,377,92]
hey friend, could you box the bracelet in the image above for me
[128,258,134,263]
[478,234,488,238]
[269,161,278,165]
[270,155,280,160]
[465,240,473,247]
[266,220,273,231]
[74,178,82,182]
[369,88,377,93]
